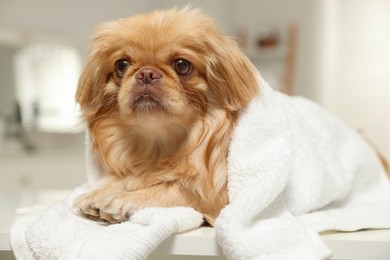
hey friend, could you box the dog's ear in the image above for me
[76,55,103,114]
[76,24,116,119]
[206,39,259,111]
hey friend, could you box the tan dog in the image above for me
[73,7,258,226]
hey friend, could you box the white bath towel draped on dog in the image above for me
[11,77,390,260]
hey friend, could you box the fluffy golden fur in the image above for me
[73,7,258,225]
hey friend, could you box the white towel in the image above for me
[11,187,203,260]
[215,77,390,259]
[11,76,390,260]
[10,132,204,260]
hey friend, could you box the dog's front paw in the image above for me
[73,190,134,224]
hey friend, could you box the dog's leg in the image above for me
[74,178,192,223]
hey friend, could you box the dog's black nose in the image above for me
[135,68,162,85]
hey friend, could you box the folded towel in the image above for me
[61,206,203,260]
[11,186,203,260]
[11,134,203,260]
[11,75,390,260]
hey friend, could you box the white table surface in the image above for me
[1,190,390,260]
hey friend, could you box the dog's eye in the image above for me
[115,59,130,77]
[173,59,192,76]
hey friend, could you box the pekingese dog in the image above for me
[73,7,258,226]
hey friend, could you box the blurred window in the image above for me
[13,44,82,133]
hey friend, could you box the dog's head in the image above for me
[76,7,258,126]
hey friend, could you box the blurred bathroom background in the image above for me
[0,0,389,229]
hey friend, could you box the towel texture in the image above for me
[11,187,203,260]
[215,78,390,259]
[11,76,390,259]
[10,131,204,260]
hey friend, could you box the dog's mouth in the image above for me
[131,89,164,112]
